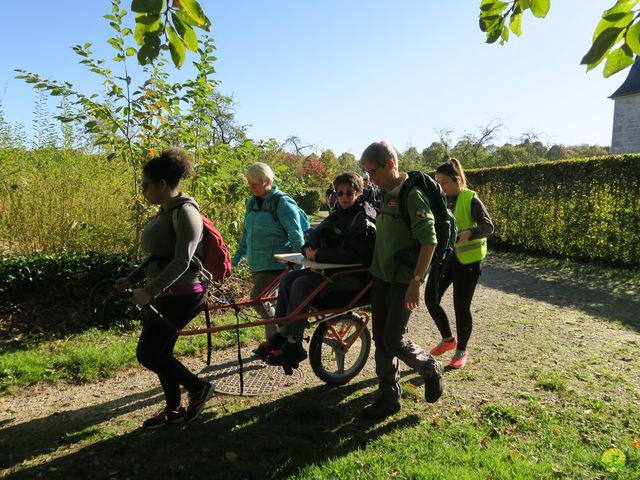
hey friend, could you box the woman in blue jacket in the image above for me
[256,172,377,370]
[232,162,306,338]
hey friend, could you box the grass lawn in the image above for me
[1,251,639,479]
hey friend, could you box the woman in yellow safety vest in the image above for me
[425,158,494,369]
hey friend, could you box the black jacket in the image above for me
[303,201,377,266]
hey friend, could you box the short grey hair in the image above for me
[246,162,275,184]
[359,140,399,171]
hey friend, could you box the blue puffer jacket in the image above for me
[232,185,305,272]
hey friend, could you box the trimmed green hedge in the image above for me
[0,252,137,299]
[466,155,640,266]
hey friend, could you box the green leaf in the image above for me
[480,1,508,12]
[500,25,510,43]
[592,14,633,43]
[175,8,198,27]
[131,0,163,14]
[625,20,640,54]
[509,11,523,36]
[167,25,186,68]
[171,12,198,51]
[604,44,634,77]
[125,47,136,56]
[480,15,502,32]
[178,0,211,30]
[530,0,550,18]
[133,12,162,45]
[602,0,639,21]
[486,18,505,44]
[518,0,530,9]
[137,32,161,65]
[581,27,623,67]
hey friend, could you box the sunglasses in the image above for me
[141,181,151,193]
[336,190,356,197]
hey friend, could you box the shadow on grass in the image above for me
[1,385,166,472]
[3,373,423,480]
[481,256,640,333]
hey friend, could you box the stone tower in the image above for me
[610,56,640,154]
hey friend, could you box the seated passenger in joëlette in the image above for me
[254,171,377,370]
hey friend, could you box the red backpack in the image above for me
[172,206,232,283]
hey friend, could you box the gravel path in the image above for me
[1,253,639,478]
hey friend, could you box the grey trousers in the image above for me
[371,277,440,404]
[250,270,282,338]
[275,269,364,342]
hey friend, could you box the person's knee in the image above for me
[382,337,405,357]
[136,343,160,370]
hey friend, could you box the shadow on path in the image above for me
[3,376,422,480]
[481,260,640,333]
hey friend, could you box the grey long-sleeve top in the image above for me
[128,194,204,297]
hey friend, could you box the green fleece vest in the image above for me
[454,189,487,264]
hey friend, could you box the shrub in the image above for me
[294,189,322,214]
[466,155,640,266]
[0,252,137,299]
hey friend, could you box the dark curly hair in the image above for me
[142,147,194,188]
[333,171,364,195]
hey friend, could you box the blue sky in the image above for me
[0,1,619,154]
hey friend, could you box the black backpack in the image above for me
[396,171,457,271]
[249,191,310,231]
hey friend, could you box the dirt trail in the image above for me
[1,253,639,477]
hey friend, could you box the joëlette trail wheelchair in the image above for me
[91,253,373,386]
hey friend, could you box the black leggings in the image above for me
[136,293,208,410]
[425,259,481,351]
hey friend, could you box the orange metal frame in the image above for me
[177,263,372,337]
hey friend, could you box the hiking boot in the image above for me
[184,382,214,422]
[424,360,444,403]
[142,406,186,429]
[361,399,401,420]
[449,350,468,369]
[252,331,286,360]
[266,341,307,374]
[430,337,457,356]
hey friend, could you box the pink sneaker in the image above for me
[449,350,468,369]
[430,337,457,356]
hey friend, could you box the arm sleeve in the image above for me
[231,200,249,266]
[408,188,437,246]
[145,204,203,297]
[232,228,248,267]
[302,216,330,254]
[126,262,147,284]
[468,196,494,240]
[277,196,304,254]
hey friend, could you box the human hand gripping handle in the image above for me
[112,278,153,306]
[128,288,153,306]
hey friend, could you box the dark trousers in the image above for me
[276,269,363,342]
[136,293,208,410]
[371,277,440,404]
[425,259,481,351]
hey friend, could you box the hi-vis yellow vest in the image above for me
[454,189,487,264]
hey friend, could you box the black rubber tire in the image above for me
[89,279,117,316]
[99,293,140,329]
[309,313,371,385]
